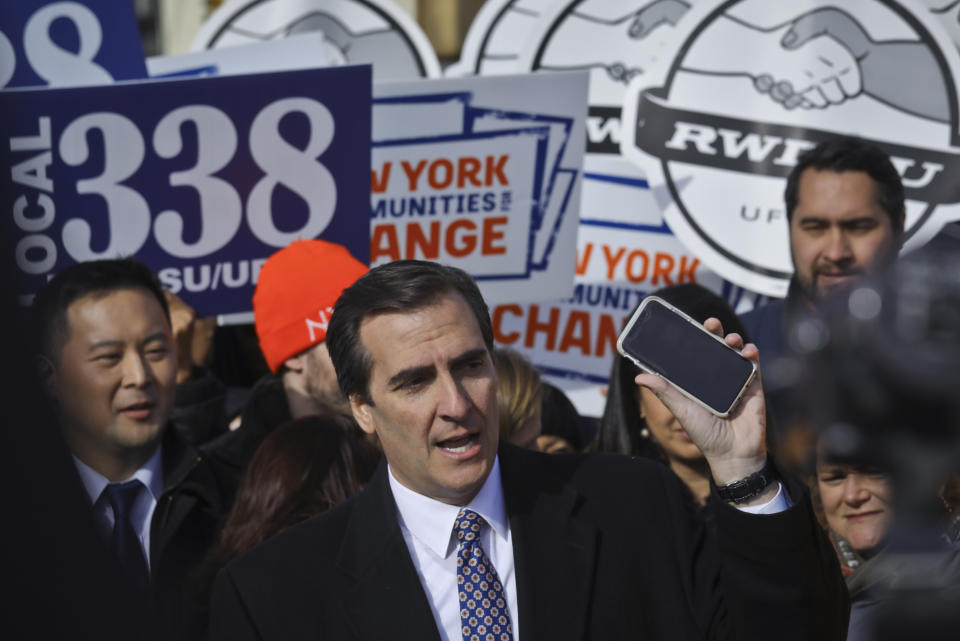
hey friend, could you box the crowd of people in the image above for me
[9,137,960,640]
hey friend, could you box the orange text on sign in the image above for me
[577,242,699,286]
[371,155,510,193]
[493,304,625,358]
[371,217,508,262]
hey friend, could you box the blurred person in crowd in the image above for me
[815,451,893,575]
[32,258,235,640]
[943,477,960,542]
[815,451,897,641]
[743,137,905,355]
[210,260,847,641]
[597,283,753,506]
[164,290,230,446]
[494,347,543,450]
[495,349,588,454]
[537,382,587,453]
[814,448,960,640]
[207,239,368,479]
[797,245,960,640]
[208,413,378,571]
[741,137,905,443]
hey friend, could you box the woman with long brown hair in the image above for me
[211,413,379,567]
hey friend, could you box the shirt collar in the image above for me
[136,445,164,500]
[388,455,509,559]
[72,445,165,504]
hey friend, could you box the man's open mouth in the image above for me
[437,433,479,454]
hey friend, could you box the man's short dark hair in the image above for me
[32,258,170,360]
[326,260,493,404]
[784,138,905,226]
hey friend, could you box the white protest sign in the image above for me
[925,0,960,49]
[490,217,736,417]
[148,32,344,78]
[191,0,441,80]
[447,1,739,416]
[372,71,588,305]
[621,0,960,296]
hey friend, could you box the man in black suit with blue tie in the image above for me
[210,260,847,641]
[34,259,232,640]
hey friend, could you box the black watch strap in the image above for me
[713,457,776,504]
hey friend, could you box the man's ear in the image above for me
[283,352,305,374]
[35,354,57,398]
[350,393,376,435]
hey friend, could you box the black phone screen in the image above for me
[619,299,755,415]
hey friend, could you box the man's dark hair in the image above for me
[326,260,493,403]
[32,258,170,360]
[784,138,905,226]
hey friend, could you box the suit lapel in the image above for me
[337,462,442,641]
[151,428,202,559]
[501,446,597,641]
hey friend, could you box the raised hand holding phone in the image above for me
[633,317,774,506]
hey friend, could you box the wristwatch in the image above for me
[713,457,776,504]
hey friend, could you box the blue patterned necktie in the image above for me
[454,509,514,641]
[103,480,150,590]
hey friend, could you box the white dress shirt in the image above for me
[389,455,790,641]
[389,456,519,641]
[738,481,792,514]
[73,446,164,571]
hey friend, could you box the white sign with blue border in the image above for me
[372,71,588,305]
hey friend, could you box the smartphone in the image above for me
[616,296,757,417]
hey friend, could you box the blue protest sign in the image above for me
[0,0,147,89]
[1,65,372,317]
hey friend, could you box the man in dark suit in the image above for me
[210,260,847,641]
[33,259,233,640]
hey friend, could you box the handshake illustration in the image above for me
[680,6,948,122]
[545,1,949,123]
[755,9,872,110]
[759,10,865,110]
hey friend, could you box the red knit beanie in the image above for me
[253,239,368,372]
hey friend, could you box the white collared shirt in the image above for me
[738,482,792,514]
[388,456,790,641]
[73,446,164,571]
[389,456,519,641]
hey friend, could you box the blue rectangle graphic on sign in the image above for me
[372,90,579,279]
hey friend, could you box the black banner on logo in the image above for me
[586,105,622,155]
[633,88,960,206]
